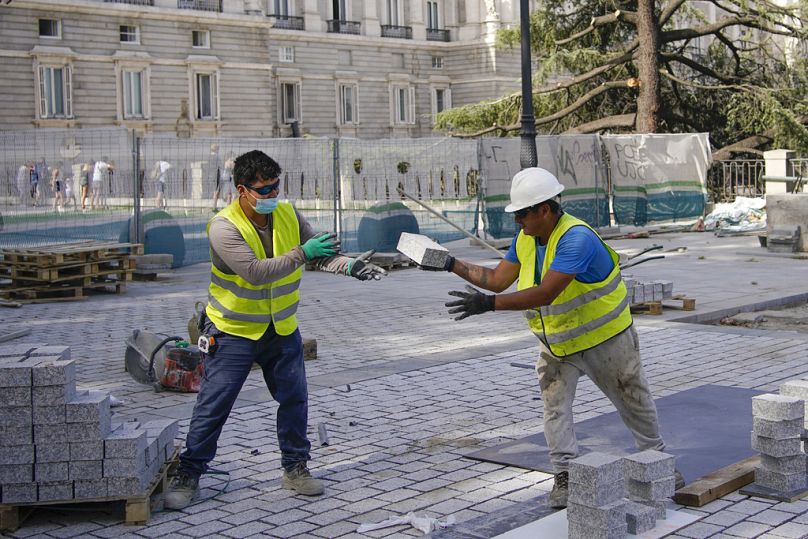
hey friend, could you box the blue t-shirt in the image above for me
[504,225,614,284]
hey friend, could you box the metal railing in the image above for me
[426,28,450,42]
[327,19,361,35]
[708,159,765,202]
[268,14,305,30]
[105,0,154,4]
[177,0,222,12]
[381,25,412,39]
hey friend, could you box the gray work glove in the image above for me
[348,250,388,281]
[418,255,455,272]
[445,285,495,321]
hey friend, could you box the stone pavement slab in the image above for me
[2,233,808,537]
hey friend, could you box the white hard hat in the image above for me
[504,167,565,213]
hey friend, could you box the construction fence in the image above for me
[0,128,712,267]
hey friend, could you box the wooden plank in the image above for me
[672,455,759,507]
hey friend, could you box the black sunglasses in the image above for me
[245,181,280,196]
[514,206,535,219]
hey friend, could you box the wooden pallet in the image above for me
[0,448,179,532]
[631,295,696,315]
[0,241,143,267]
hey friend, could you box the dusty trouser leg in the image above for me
[577,326,664,452]
[536,346,584,473]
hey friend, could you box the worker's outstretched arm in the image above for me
[446,269,574,321]
[450,258,520,293]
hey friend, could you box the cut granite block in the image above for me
[36,461,69,482]
[74,478,108,499]
[29,346,71,361]
[566,499,627,529]
[68,420,112,442]
[70,441,104,461]
[752,433,803,457]
[638,500,667,520]
[628,477,676,500]
[0,406,32,427]
[32,384,77,406]
[33,405,66,425]
[104,457,145,478]
[780,380,808,401]
[38,480,74,502]
[753,417,803,439]
[0,444,35,464]
[105,428,147,459]
[568,479,625,508]
[0,426,32,446]
[625,500,657,534]
[396,232,450,269]
[31,359,75,387]
[69,460,103,481]
[568,520,627,539]
[1,482,37,503]
[752,394,804,421]
[36,443,70,463]
[107,476,148,497]
[623,450,676,482]
[755,467,808,492]
[66,391,110,425]
[0,359,35,388]
[34,423,67,445]
[0,345,36,358]
[143,419,179,449]
[633,286,645,304]
[144,436,160,464]
[760,454,806,474]
[0,464,32,483]
[569,452,624,485]
[0,387,31,407]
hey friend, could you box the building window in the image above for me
[432,87,451,116]
[280,81,301,123]
[431,56,443,69]
[387,0,400,25]
[427,1,440,29]
[333,0,348,19]
[279,46,295,63]
[195,72,218,120]
[192,30,210,48]
[122,69,146,119]
[120,25,140,44]
[274,0,290,15]
[39,19,61,39]
[391,85,414,125]
[38,65,72,119]
[338,83,358,125]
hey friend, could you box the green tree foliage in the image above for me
[435,0,808,155]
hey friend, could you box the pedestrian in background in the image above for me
[51,162,64,212]
[153,158,171,209]
[91,158,113,210]
[80,162,92,211]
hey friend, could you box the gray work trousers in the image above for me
[536,326,664,473]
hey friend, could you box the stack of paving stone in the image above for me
[750,393,807,494]
[623,450,676,533]
[623,276,673,304]
[567,453,628,539]
[0,344,179,504]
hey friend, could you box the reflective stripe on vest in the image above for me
[516,213,632,357]
[205,199,302,340]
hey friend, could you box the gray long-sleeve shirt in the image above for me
[208,207,352,285]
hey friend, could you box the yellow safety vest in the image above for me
[206,200,302,339]
[516,213,632,357]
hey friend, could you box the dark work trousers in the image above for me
[178,320,311,478]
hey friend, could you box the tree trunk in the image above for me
[635,0,661,132]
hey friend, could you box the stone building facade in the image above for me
[0,0,531,138]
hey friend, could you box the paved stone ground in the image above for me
[3,231,808,538]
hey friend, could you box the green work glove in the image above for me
[301,232,340,261]
[348,250,388,281]
[445,285,495,321]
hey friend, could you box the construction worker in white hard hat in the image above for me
[426,167,682,509]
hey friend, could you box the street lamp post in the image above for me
[519,0,538,169]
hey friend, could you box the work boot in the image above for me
[164,471,199,510]
[674,469,685,491]
[549,471,569,509]
[282,462,324,496]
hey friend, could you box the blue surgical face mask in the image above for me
[246,190,279,214]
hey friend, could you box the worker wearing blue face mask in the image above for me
[166,150,387,510]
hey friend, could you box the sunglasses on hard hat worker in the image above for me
[245,181,280,196]
[514,205,536,219]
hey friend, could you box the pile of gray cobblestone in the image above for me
[623,276,674,304]
[0,344,178,504]
[750,393,807,493]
